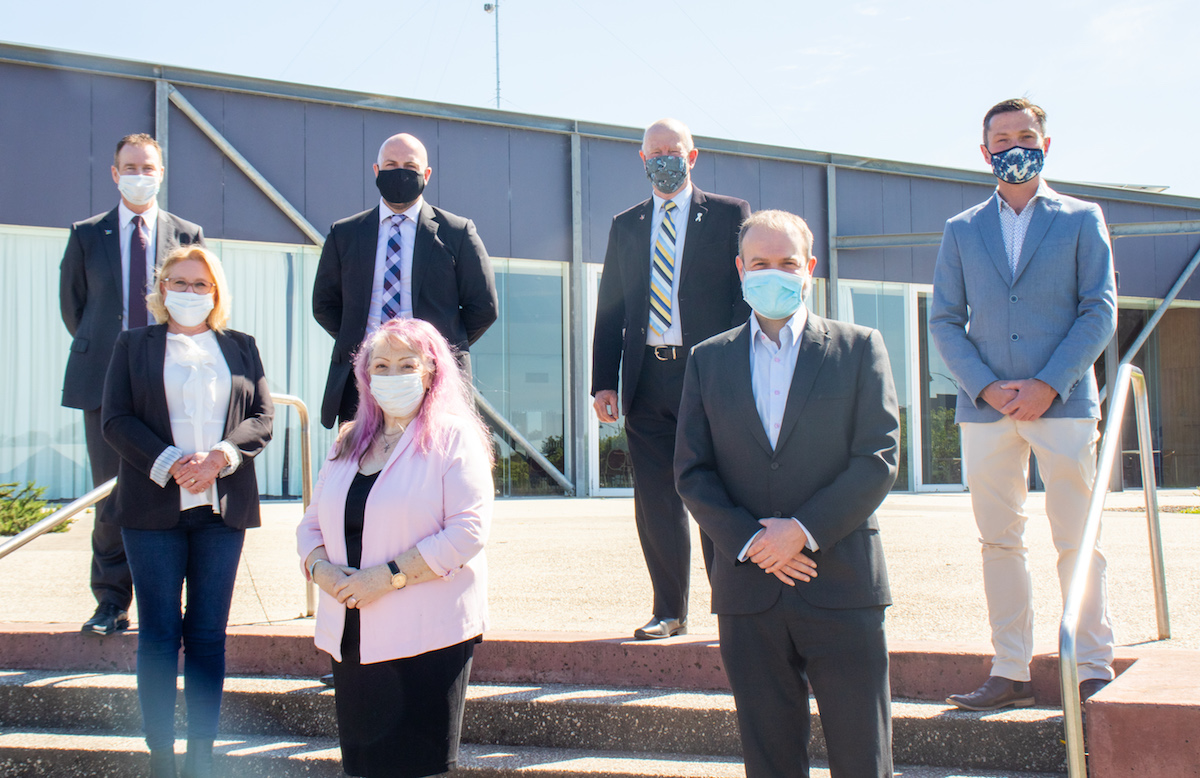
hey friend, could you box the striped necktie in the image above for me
[381,213,407,322]
[128,215,149,328]
[649,201,678,336]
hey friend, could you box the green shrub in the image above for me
[0,482,64,536]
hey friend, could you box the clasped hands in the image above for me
[312,561,394,610]
[747,518,817,586]
[981,378,1057,421]
[168,449,228,495]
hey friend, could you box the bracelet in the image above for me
[308,558,324,580]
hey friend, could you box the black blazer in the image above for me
[591,186,750,413]
[674,314,899,615]
[312,202,499,428]
[59,206,205,411]
[101,325,274,530]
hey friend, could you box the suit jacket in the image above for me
[296,415,492,663]
[101,325,274,530]
[591,186,751,413]
[312,202,499,428]
[930,189,1117,423]
[674,314,899,616]
[59,206,205,411]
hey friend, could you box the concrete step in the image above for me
[0,730,1065,778]
[0,671,1068,773]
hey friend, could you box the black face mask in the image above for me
[376,167,426,205]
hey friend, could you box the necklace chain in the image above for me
[380,427,404,453]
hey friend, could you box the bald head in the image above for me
[642,119,694,154]
[376,133,430,171]
[639,119,698,198]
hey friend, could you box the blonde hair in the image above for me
[146,245,231,332]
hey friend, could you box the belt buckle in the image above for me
[653,346,675,361]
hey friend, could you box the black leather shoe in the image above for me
[82,603,130,636]
[947,676,1035,711]
[634,617,687,640]
[1079,678,1110,702]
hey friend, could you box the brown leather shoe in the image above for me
[1079,678,1110,702]
[947,676,1035,711]
[633,617,687,640]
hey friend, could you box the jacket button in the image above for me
[1011,333,1019,341]
[1010,295,1018,303]
[772,511,782,518]
[770,462,780,470]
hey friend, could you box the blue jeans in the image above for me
[122,508,245,751]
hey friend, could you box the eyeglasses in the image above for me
[165,278,214,294]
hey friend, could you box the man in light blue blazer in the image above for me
[931,99,1117,711]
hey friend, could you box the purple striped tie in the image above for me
[128,215,149,328]
[381,214,407,322]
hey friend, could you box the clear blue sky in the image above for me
[6,0,1199,198]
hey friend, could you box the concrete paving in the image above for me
[1,489,1197,654]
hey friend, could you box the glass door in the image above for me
[916,291,965,490]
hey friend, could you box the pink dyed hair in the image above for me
[333,318,494,464]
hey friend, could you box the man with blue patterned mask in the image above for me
[932,99,1118,712]
[592,119,751,641]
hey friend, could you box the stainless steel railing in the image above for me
[1059,364,1169,777]
[0,393,316,616]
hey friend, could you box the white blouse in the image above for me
[148,331,238,511]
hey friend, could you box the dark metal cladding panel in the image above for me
[836,168,884,237]
[166,89,225,237]
[711,152,760,210]
[431,120,510,256]
[303,102,367,234]
[90,77,155,216]
[838,248,887,283]
[913,178,987,233]
[361,112,442,214]
[880,176,915,283]
[803,164,829,276]
[509,129,572,261]
[216,91,307,244]
[758,159,829,280]
[0,64,95,227]
[582,137,645,263]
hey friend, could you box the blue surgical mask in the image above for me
[644,155,689,194]
[742,269,806,321]
[990,145,1044,185]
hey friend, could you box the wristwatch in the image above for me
[387,560,407,590]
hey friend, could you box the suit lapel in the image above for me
[976,195,1013,285]
[349,207,381,323]
[101,208,123,294]
[411,202,439,310]
[215,332,247,437]
[155,211,172,265]
[676,187,708,288]
[773,314,830,455]
[628,199,655,328]
[1012,197,1061,283]
[145,326,173,441]
[726,326,774,457]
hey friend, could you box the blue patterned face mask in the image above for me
[644,155,689,194]
[990,145,1044,184]
[742,269,806,321]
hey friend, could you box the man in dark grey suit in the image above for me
[59,133,205,635]
[932,99,1118,710]
[675,210,899,777]
[592,118,750,640]
[313,132,498,429]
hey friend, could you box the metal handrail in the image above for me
[1059,364,1169,777]
[0,394,316,616]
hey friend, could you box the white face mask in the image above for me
[164,291,214,328]
[370,372,426,419]
[117,174,161,206]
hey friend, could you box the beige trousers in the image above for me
[961,416,1115,682]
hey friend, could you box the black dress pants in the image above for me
[84,407,132,610]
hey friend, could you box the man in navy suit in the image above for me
[931,99,1118,710]
[60,133,205,636]
[591,118,750,640]
[313,132,498,429]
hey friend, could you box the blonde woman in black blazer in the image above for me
[102,245,272,778]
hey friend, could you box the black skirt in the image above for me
[333,470,477,778]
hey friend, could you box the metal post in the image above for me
[569,130,589,496]
[270,394,315,617]
[1105,334,1121,492]
[1133,373,1170,639]
[154,78,170,212]
[826,164,839,319]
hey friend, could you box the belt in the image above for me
[647,345,682,361]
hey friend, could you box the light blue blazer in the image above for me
[930,187,1117,423]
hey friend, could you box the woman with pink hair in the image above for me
[297,318,493,778]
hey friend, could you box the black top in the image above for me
[341,470,381,658]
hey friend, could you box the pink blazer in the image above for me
[296,415,492,663]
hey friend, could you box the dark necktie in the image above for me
[128,215,149,329]
[382,213,408,322]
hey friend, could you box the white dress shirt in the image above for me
[368,196,423,333]
[646,184,692,347]
[737,307,818,560]
[148,330,240,512]
[117,202,159,329]
[996,180,1056,278]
